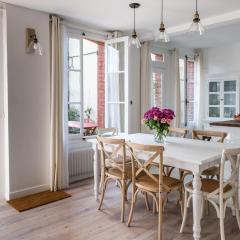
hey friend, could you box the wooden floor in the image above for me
[0,178,239,240]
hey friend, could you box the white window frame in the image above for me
[105,36,129,134]
[67,32,84,138]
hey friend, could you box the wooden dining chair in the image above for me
[180,148,240,240]
[126,142,183,240]
[164,128,188,177]
[96,136,131,222]
[97,127,118,136]
[193,130,228,179]
[168,127,188,138]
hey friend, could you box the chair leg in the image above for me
[127,189,139,227]
[233,194,240,230]
[153,194,157,214]
[144,192,150,211]
[98,177,109,210]
[158,194,163,240]
[180,190,189,233]
[121,180,125,223]
[219,216,225,240]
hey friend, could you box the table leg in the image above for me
[93,143,99,201]
[192,172,202,240]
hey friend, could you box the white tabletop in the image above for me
[94,133,240,173]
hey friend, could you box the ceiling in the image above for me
[3,0,240,48]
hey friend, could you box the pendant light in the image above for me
[129,3,141,48]
[188,0,205,35]
[155,0,169,42]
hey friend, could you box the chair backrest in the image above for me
[126,142,170,192]
[208,148,240,198]
[98,127,118,137]
[192,130,227,143]
[96,136,126,174]
[168,127,188,138]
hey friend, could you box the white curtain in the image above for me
[171,49,181,128]
[50,16,69,191]
[194,49,204,129]
[140,41,151,133]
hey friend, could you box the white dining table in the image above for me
[89,133,240,240]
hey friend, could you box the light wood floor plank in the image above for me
[0,178,239,240]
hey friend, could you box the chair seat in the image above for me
[107,165,134,179]
[186,179,232,194]
[202,166,219,177]
[135,174,181,193]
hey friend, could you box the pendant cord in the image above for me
[134,7,136,32]
[161,0,163,23]
[196,0,198,12]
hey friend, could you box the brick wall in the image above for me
[97,42,105,128]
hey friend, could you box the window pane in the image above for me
[83,53,97,122]
[179,59,184,80]
[69,71,81,102]
[107,103,125,133]
[180,80,185,102]
[224,81,236,92]
[209,82,220,92]
[107,42,124,72]
[69,38,80,70]
[209,107,220,118]
[224,93,236,105]
[152,72,162,107]
[187,60,194,83]
[107,73,125,102]
[83,39,98,54]
[68,104,81,134]
[224,107,236,118]
[151,52,164,62]
[187,102,194,121]
[209,94,220,105]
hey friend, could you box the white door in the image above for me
[105,37,129,133]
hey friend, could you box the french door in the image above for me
[105,37,129,133]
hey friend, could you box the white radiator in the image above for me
[68,148,94,183]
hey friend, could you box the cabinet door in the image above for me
[105,37,128,133]
[223,80,237,118]
[208,81,221,118]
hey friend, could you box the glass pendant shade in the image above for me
[189,0,205,35]
[129,3,141,48]
[129,32,141,48]
[188,17,205,35]
[155,23,170,42]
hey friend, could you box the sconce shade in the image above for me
[26,28,43,55]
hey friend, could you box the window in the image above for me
[151,49,166,108]
[67,35,105,135]
[179,57,196,126]
[105,38,128,133]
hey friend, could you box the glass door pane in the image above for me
[105,38,127,133]
[209,81,220,118]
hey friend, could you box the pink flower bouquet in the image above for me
[143,107,175,143]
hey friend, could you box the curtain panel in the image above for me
[50,15,69,191]
[140,41,151,133]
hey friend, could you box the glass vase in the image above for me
[154,131,167,144]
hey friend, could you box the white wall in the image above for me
[5,4,50,199]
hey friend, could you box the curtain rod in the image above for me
[62,20,108,37]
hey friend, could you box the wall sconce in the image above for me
[26,28,43,56]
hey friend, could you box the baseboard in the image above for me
[9,184,50,200]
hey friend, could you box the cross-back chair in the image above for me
[126,142,183,240]
[180,148,240,240]
[168,127,188,138]
[97,127,118,137]
[193,130,228,179]
[96,136,131,222]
